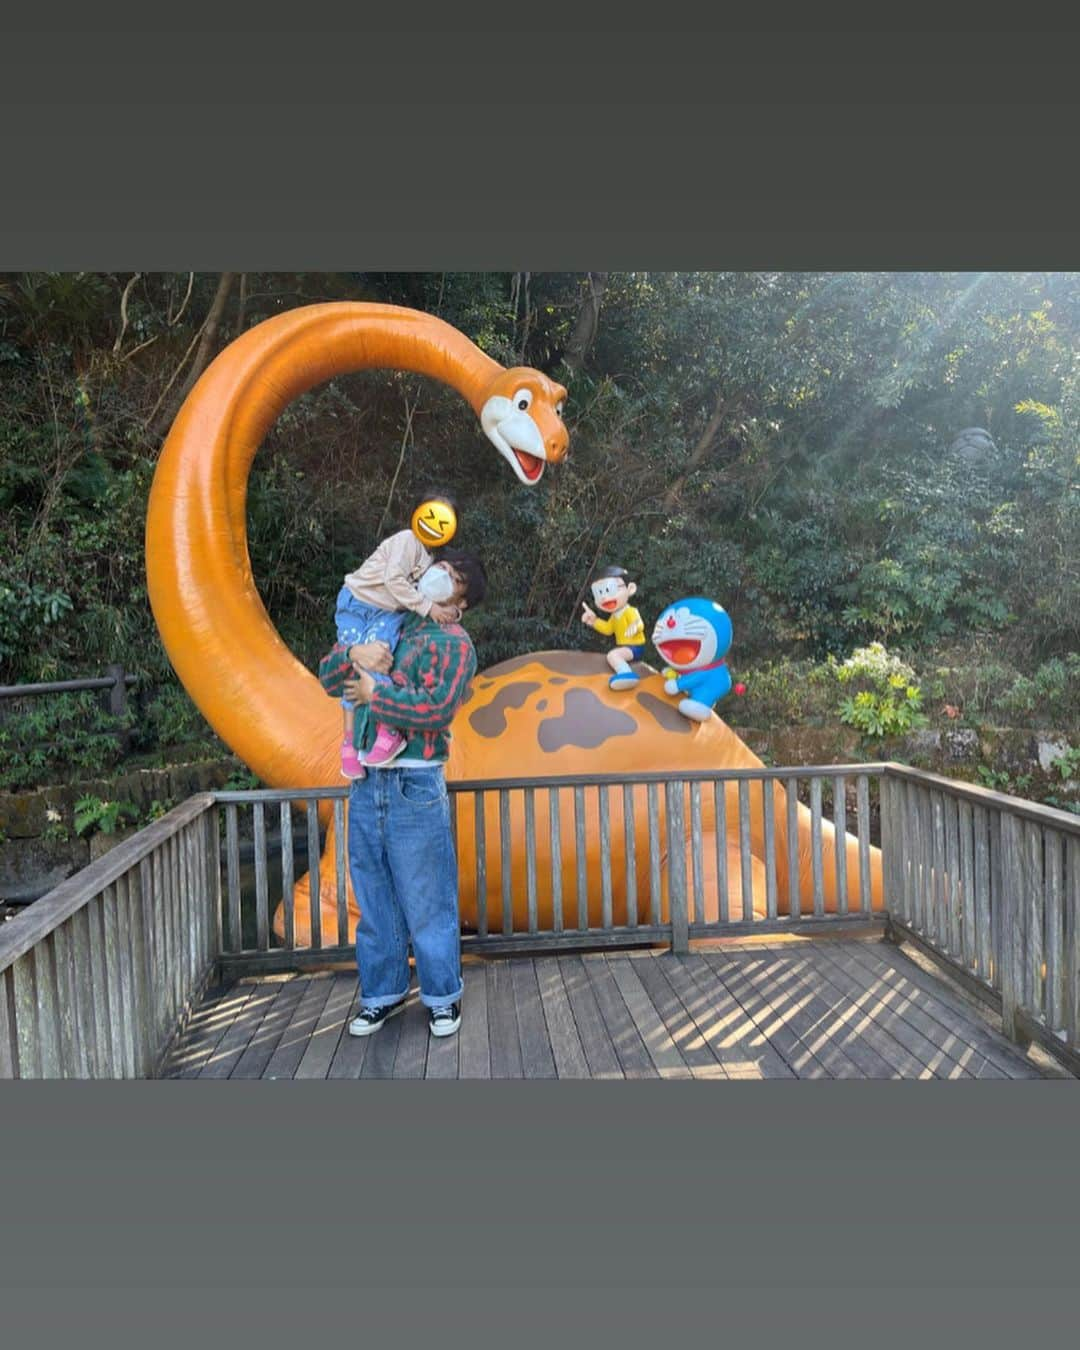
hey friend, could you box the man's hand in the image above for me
[430,602,462,624]
[581,602,597,629]
[347,641,393,675]
[344,670,377,705]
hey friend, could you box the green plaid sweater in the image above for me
[318,611,477,763]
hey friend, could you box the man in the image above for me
[318,547,487,1039]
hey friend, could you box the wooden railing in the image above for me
[213,765,884,977]
[0,794,220,1078]
[5,761,1077,1078]
[882,765,1080,1076]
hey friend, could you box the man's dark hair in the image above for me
[592,565,629,583]
[441,547,487,609]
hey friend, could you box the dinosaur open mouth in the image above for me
[513,448,545,482]
[656,639,701,666]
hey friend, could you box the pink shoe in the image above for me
[363,723,407,766]
[340,741,366,779]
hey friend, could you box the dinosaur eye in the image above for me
[513,388,533,413]
[556,400,565,417]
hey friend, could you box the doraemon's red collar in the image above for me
[692,657,727,672]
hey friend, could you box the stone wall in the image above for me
[0,758,239,904]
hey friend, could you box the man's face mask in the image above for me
[417,565,456,604]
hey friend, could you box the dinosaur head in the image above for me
[479,366,569,485]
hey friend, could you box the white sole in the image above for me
[348,1000,406,1036]
[429,1015,461,1038]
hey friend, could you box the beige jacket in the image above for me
[343,529,434,616]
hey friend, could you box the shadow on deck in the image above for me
[163,935,1056,1080]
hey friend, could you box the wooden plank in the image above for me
[328,990,377,1080]
[810,940,978,1078]
[165,983,259,1078]
[973,804,992,982]
[392,1001,430,1080]
[525,788,539,935]
[225,804,241,953]
[690,782,706,926]
[0,968,16,1078]
[710,948,883,1079]
[486,959,523,1078]
[34,936,62,1079]
[762,781,778,920]
[604,956,691,1078]
[557,954,623,1079]
[500,787,513,937]
[667,781,689,951]
[113,876,138,1079]
[148,847,167,1051]
[959,800,976,972]
[810,777,825,917]
[474,790,488,938]
[629,953,726,1078]
[457,961,490,1079]
[647,782,662,926]
[574,786,588,932]
[549,787,563,933]
[945,792,961,958]
[854,940,1043,1079]
[359,995,406,1079]
[295,975,357,1079]
[51,927,80,1078]
[676,953,799,1080]
[583,953,657,1078]
[1066,836,1080,1048]
[87,892,117,1077]
[11,954,40,1078]
[882,764,1080,834]
[306,800,321,951]
[125,864,152,1076]
[737,779,754,923]
[280,801,295,953]
[509,958,556,1078]
[263,974,337,1079]
[425,1003,461,1079]
[334,797,348,948]
[71,906,99,1078]
[198,979,289,1078]
[229,977,310,1078]
[857,775,872,918]
[715,780,730,924]
[533,956,589,1079]
[833,774,848,917]
[719,946,893,1078]
[622,783,636,928]
[1045,830,1064,1035]
[785,777,799,922]
[1024,821,1045,1022]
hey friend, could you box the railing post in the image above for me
[107,663,127,718]
[999,812,1021,1043]
[665,781,688,954]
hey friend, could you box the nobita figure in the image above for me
[581,565,646,690]
[651,597,734,722]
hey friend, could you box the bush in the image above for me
[833,642,928,738]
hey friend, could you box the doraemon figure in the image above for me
[651,598,734,722]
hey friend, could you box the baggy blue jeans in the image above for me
[347,765,464,1011]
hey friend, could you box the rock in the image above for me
[0,835,91,902]
[1037,736,1073,775]
[943,728,980,762]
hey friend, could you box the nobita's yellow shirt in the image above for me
[593,605,645,647]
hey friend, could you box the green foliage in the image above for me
[73,794,138,837]
[1049,745,1080,782]
[0,691,133,791]
[834,643,928,738]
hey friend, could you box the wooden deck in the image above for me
[162,936,1052,1080]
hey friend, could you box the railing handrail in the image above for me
[883,761,1080,836]
[211,763,887,804]
[0,671,139,700]
[0,793,216,974]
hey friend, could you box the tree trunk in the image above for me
[151,272,236,438]
[662,387,728,509]
[561,272,608,374]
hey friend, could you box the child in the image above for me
[580,564,646,689]
[335,492,461,778]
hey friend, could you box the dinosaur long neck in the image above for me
[145,303,503,789]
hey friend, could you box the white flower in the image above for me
[45,807,62,823]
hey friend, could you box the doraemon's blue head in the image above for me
[651,598,732,671]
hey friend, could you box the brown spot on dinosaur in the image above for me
[468,681,542,738]
[537,688,638,753]
[637,690,693,735]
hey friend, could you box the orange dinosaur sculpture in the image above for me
[145,301,880,945]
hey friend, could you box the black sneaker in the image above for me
[429,1003,461,1038]
[348,998,406,1037]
